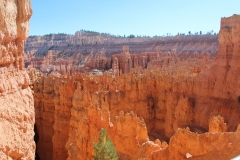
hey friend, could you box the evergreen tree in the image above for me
[93,128,118,160]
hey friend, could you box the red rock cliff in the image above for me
[0,0,35,159]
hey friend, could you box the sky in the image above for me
[30,0,240,37]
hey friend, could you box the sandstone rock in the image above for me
[34,65,240,159]
[24,34,218,75]
[112,57,120,77]
[25,32,218,55]
[165,127,240,160]
[66,91,162,160]
[209,115,227,133]
[33,14,240,160]
[0,0,35,159]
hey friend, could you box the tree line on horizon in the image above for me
[28,29,218,39]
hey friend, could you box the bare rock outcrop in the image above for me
[32,14,240,160]
[0,0,35,159]
[209,115,227,133]
[25,32,218,55]
[194,14,240,100]
[24,32,218,75]
[34,66,240,159]
[162,125,240,160]
[33,70,240,159]
[25,43,216,75]
[67,85,161,159]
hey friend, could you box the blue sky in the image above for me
[30,0,240,36]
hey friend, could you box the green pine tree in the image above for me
[93,128,118,160]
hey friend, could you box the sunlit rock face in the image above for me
[24,33,218,74]
[194,14,240,100]
[0,0,35,159]
[32,14,240,160]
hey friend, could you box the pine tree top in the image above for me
[93,128,118,160]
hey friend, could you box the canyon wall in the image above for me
[32,15,240,160]
[0,0,35,159]
[24,33,218,74]
[25,32,218,55]
[33,68,240,160]
[24,43,215,75]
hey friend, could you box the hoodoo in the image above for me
[32,14,240,160]
[1,1,240,160]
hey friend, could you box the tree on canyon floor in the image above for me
[93,128,118,160]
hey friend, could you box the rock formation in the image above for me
[25,44,215,76]
[33,69,240,159]
[158,124,240,160]
[32,14,240,160]
[24,33,218,75]
[209,115,227,133]
[0,0,35,159]
[25,31,218,54]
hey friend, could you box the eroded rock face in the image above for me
[66,79,162,160]
[25,44,216,75]
[24,33,218,75]
[195,14,240,100]
[209,115,227,133]
[33,14,240,160]
[160,126,240,160]
[25,32,218,55]
[0,0,34,159]
[34,69,240,159]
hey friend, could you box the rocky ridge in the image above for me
[25,32,218,55]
